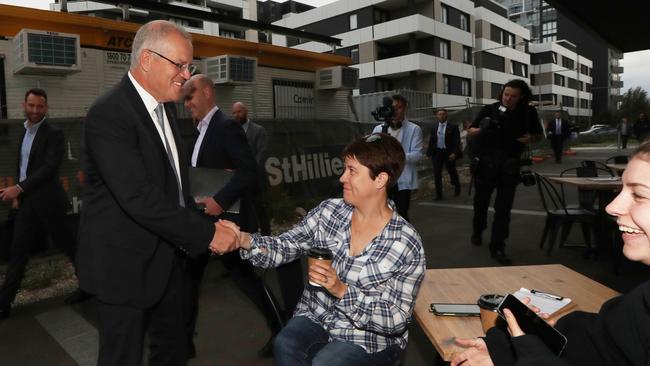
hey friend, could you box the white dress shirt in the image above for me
[191,105,219,167]
[127,72,182,189]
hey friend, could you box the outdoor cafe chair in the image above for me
[581,160,615,177]
[605,155,629,164]
[535,172,597,256]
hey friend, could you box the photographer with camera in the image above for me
[372,94,423,222]
[468,79,542,265]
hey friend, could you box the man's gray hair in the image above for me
[130,20,192,69]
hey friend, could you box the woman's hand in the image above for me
[502,297,556,338]
[308,261,347,299]
[451,337,493,366]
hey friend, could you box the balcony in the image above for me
[611,80,624,88]
[611,65,624,73]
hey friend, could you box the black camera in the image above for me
[371,96,395,122]
[479,117,502,130]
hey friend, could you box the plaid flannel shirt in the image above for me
[240,198,426,353]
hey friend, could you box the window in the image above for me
[442,5,449,24]
[531,74,537,85]
[561,95,574,107]
[461,79,470,96]
[374,9,389,24]
[463,46,472,64]
[349,14,357,30]
[543,35,557,43]
[460,13,469,31]
[562,56,574,70]
[443,75,450,94]
[439,40,450,59]
[542,21,556,36]
[554,73,565,87]
[350,48,359,64]
[551,52,557,64]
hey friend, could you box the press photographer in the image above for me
[372,94,423,222]
[468,79,542,265]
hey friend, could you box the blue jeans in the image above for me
[274,316,402,366]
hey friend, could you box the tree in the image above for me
[618,86,650,120]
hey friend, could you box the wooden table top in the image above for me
[413,264,618,361]
[606,163,627,172]
[545,175,622,191]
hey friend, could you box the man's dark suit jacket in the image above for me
[194,109,258,230]
[547,119,571,141]
[16,119,69,215]
[78,75,215,309]
[426,121,462,158]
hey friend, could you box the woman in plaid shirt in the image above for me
[221,133,426,365]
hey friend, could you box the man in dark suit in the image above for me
[183,75,282,358]
[547,111,571,163]
[0,88,73,320]
[77,21,236,366]
[426,108,461,200]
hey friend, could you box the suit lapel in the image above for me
[164,103,188,191]
[197,109,221,165]
[16,127,26,178]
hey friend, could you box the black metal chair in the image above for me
[605,155,629,164]
[535,173,597,256]
[581,160,615,177]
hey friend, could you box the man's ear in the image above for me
[140,50,152,72]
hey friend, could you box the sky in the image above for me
[2,0,649,95]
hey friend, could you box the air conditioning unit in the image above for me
[13,29,81,75]
[316,66,359,90]
[203,55,256,84]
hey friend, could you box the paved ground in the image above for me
[1,147,648,366]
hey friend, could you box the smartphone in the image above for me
[497,294,567,356]
[430,303,480,316]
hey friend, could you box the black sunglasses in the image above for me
[364,134,382,143]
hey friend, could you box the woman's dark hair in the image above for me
[499,79,532,105]
[341,133,405,189]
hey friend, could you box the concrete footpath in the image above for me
[0,147,648,366]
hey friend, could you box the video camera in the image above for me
[478,105,508,131]
[371,96,395,122]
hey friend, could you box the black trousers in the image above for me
[185,212,283,348]
[388,186,411,222]
[97,257,188,366]
[472,157,520,251]
[432,148,460,197]
[0,203,73,309]
[621,135,629,149]
[550,137,564,162]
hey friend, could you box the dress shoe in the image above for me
[490,249,512,265]
[64,288,93,305]
[471,233,482,246]
[257,335,274,358]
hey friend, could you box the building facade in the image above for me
[495,0,622,120]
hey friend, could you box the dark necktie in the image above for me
[154,104,185,207]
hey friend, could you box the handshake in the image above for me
[208,220,243,255]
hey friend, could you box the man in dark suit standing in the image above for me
[182,75,282,358]
[547,111,571,163]
[77,21,236,366]
[426,108,461,200]
[0,88,73,320]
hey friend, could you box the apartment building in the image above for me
[529,41,593,122]
[495,0,622,118]
[472,0,531,104]
[50,0,259,42]
[271,0,478,109]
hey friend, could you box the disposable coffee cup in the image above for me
[477,294,504,333]
[307,247,333,287]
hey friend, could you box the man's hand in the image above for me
[197,197,224,216]
[0,185,21,202]
[208,221,239,255]
[449,153,457,161]
[11,198,19,209]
